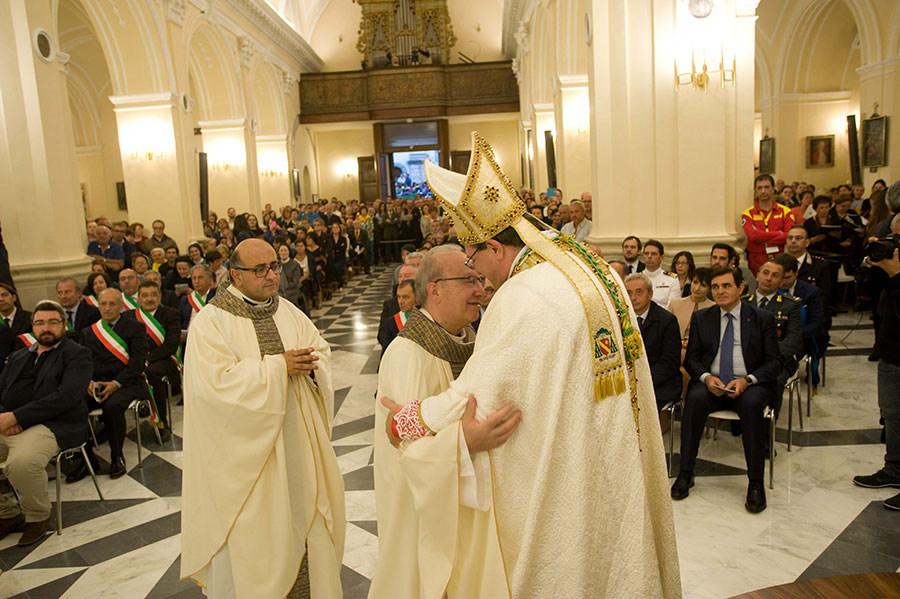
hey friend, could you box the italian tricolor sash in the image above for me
[136,308,165,345]
[123,295,139,311]
[91,320,129,364]
[84,295,99,308]
[187,291,206,314]
[393,311,408,331]
[91,319,163,428]
[18,333,36,346]
[135,308,183,379]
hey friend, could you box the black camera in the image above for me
[866,236,900,262]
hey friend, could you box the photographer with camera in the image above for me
[853,212,900,511]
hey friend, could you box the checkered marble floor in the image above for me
[1,266,898,598]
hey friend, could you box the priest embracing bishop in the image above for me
[180,239,345,599]
[376,132,682,598]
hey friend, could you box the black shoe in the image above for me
[671,471,694,500]
[730,421,742,436]
[885,492,900,511]
[853,470,900,489]
[868,351,880,362]
[0,514,25,541]
[746,481,767,513]
[109,457,127,479]
[17,518,50,547]
[159,428,172,444]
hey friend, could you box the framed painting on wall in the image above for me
[759,137,775,174]
[861,115,887,167]
[806,135,834,168]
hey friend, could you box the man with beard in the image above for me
[0,301,92,546]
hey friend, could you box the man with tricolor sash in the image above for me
[124,280,180,442]
[118,269,141,311]
[378,279,416,355]
[74,288,150,480]
[56,277,100,341]
[179,265,216,331]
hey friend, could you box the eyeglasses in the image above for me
[464,246,484,268]
[232,262,283,278]
[33,319,64,327]
[433,275,486,287]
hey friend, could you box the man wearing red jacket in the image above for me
[742,174,796,274]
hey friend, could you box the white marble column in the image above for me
[0,0,92,306]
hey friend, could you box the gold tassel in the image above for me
[614,369,627,395]
[594,375,601,401]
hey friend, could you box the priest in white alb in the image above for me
[181,239,345,599]
[381,133,682,598]
[370,245,518,598]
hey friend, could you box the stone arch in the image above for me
[250,59,288,136]
[755,46,773,102]
[556,0,589,77]
[184,19,244,121]
[531,7,555,104]
[776,0,881,94]
[61,0,173,95]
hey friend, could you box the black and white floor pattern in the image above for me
[0,265,898,598]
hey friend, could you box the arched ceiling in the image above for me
[265,0,505,71]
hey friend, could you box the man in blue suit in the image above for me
[179,265,216,331]
[672,266,782,513]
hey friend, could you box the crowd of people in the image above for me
[0,165,897,578]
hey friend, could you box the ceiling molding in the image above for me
[217,0,324,72]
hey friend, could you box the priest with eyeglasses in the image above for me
[181,239,345,599]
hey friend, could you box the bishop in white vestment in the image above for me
[180,240,345,599]
[384,133,682,598]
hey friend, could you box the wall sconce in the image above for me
[674,0,735,93]
[675,50,734,92]
[210,160,238,173]
[121,118,173,163]
[259,168,285,178]
[129,149,168,162]
[336,159,357,179]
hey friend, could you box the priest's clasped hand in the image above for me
[282,347,319,376]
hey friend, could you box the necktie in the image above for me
[759,297,769,309]
[639,316,646,330]
[2,317,8,327]
[67,310,74,325]
[720,313,735,383]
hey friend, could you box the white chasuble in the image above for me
[180,297,345,598]
[370,333,507,599]
[414,262,682,599]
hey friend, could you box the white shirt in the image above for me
[1,307,16,328]
[700,303,756,384]
[560,218,592,242]
[756,292,776,307]
[644,267,682,308]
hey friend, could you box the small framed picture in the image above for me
[861,115,888,168]
[806,135,834,168]
[759,137,775,174]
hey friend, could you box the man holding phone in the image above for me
[672,266,782,513]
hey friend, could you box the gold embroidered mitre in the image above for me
[424,132,526,245]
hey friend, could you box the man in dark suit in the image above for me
[56,277,101,341]
[776,255,827,385]
[0,283,32,348]
[672,266,782,513]
[0,301,92,545]
[624,273,682,427]
[785,225,832,304]
[78,288,149,479]
[179,265,216,330]
[748,259,803,416]
[378,264,417,350]
[0,323,12,376]
[379,280,416,357]
[622,236,646,274]
[142,271,179,309]
[124,280,180,442]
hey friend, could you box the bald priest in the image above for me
[180,239,345,599]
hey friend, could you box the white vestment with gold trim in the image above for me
[412,260,682,599]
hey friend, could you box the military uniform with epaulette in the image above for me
[746,291,803,416]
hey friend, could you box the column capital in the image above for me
[108,93,179,112]
[735,0,760,18]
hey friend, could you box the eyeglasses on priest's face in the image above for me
[232,262,283,278]
[433,275,486,288]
